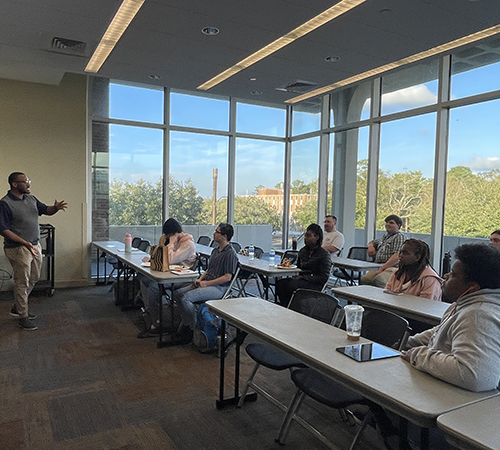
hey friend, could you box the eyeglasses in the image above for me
[214,230,222,234]
[15,179,30,184]
[491,238,500,243]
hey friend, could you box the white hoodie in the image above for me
[407,288,500,392]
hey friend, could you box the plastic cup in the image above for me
[344,304,364,341]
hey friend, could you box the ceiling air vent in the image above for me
[276,79,319,94]
[49,37,87,56]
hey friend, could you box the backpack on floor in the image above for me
[193,304,221,353]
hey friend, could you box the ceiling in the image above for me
[1,0,500,105]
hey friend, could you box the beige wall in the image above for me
[0,73,88,290]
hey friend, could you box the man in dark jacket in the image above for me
[275,223,331,307]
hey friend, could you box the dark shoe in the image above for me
[176,326,194,344]
[10,307,37,319]
[137,329,155,339]
[19,317,37,331]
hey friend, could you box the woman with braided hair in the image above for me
[385,238,443,301]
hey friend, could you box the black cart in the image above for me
[35,223,55,296]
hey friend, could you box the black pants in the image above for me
[275,277,322,307]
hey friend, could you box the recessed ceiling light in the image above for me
[380,8,392,15]
[202,27,219,36]
[148,74,161,80]
[250,90,263,96]
[325,56,340,62]
[249,77,257,81]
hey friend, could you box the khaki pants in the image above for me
[360,267,396,288]
[4,243,43,317]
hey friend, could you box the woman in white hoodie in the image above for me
[402,243,500,392]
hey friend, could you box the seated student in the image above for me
[137,218,197,338]
[275,223,332,307]
[385,239,442,301]
[322,215,344,258]
[490,230,500,250]
[360,214,405,288]
[401,243,500,392]
[174,222,238,343]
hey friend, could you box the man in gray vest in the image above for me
[0,172,67,330]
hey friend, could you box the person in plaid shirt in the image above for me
[360,214,405,287]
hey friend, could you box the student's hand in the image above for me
[25,242,39,257]
[54,199,68,211]
[400,349,414,362]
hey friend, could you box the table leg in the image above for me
[399,417,409,450]
[216,326,256,409]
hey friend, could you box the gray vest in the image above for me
[0,194,42,248]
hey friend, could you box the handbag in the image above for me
[150,243,170,272]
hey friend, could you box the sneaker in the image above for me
[10,307,37,319]
[19,317,37,331]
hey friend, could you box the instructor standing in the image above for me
[0,172,67,330]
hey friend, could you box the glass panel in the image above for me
[235,138,285,250]
[108,124,164,226]
[355,127,369,231]
[330,82,371,126]
[170,131,228,224]
[378,114,436,235]
[292,100,321,135]
[170,91,229,131]
[290,137,320,245]
[236,102,286,137]
[451,40,500,99]
[109,83,163,123]
[381,60,438,116]
[444,101,500,250]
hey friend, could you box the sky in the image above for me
[108,61,500,198]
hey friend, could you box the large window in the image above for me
[379,114,436,234]
[170,131,228,224]
[445,101,500,242]
[109,83,163,123]
[290,137,320,235]
[236,102,286,137]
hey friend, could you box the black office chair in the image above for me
[237,289,341,413]
[331,246,371,287]
[276,306,411,450]
[137,239,151,252]
[281,250,299,265]
[230,242,242,253]
[132,236,142,248]
[197,235,211,246]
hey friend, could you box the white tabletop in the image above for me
[331,285,450,326]
[94,240,198,284]
[207,297,498,429]
[333,257,382,271]
[437,396,500,450]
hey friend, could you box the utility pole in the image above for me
[212,168,218,225]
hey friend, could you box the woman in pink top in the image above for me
[385,239,443,301]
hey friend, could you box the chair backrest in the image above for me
[281,250,299,265]
[230,242,242,253]
[347,246,371,262]
[288,289,341,325]
[243,245,264,259]
[132,237,142,248]
[197,235,211,246]
[210,240,219,248]
[138,239,151,252]
[360,306,411,350]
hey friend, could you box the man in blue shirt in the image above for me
[0,172,67,330]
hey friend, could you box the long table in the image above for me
[437,396,500,450]
[207,297,498,449]
[331,256,382,285]
[93,241,199,347]
[331,285,450,327]
[195,243,301,299]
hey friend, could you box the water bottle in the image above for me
[269,248,276,267]
[125,233,132,253]
[249,244,255,261]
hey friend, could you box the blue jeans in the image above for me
[174,283,226,329]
